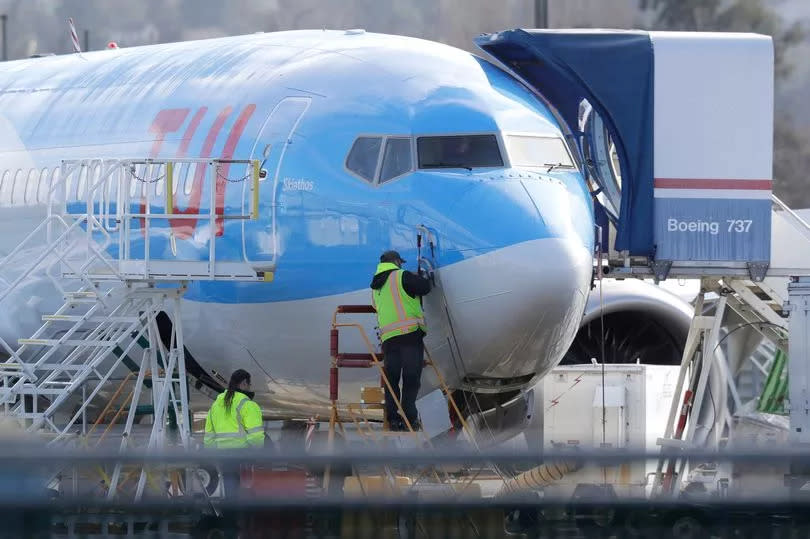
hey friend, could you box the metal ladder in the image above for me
[651,275,790,496]
[0,157,263,500]
[324,305,486,505]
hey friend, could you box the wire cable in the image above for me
[598,258,607,485]
[431,256,500,444]
[711,321,785,355]
[421,250,508,486]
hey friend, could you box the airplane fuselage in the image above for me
[0,30,594,416]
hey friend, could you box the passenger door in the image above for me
[243,97,311,271]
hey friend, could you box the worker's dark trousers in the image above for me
[382,338,424,428]
[222,468,241,499]
[220,467,242,534]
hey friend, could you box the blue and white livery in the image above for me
[0,30,594,417]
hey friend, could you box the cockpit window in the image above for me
[379,138,412,183]
[346,136,382,182]
[417,135,503,169]
[506,135,575,169]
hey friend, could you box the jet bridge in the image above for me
[477,29,775,281]
[478,29,810,493]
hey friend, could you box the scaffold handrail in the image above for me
[772,193,810,244]
[47,158,265,281]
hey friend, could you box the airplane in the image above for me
[0,29,692,433]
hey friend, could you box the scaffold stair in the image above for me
[0,157,264,501]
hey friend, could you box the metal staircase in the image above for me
[651,276,790,496]
[0,157,263,499]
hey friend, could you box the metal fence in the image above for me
[3,445,810,538]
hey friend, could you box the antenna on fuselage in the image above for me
[67,18,81,53]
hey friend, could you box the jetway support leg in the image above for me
[788,277,810,492]
[789,277,810,444]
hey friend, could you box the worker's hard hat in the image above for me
[380,250,406,265]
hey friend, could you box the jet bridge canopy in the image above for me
[477,29,774,274]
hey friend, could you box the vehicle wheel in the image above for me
[195,465,220,496]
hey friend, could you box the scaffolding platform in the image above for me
[0,157,264,503]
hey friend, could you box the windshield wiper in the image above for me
[432,162,473,171]
[544,162,575,173]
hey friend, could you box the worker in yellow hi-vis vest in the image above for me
[204,369,264,498]
[371,250,432,431]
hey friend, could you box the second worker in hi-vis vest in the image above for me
[204,369,264,500]
[370,250,432,431]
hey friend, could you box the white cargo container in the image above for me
[542,364,679,498]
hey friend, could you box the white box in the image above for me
[542,364,679,497]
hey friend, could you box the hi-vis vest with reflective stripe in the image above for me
[372,263,426,343]
[204,391,264,449]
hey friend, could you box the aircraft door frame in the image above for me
[242,97,311,270]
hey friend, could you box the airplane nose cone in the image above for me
[422,177,594,392]
[425,238,592,391]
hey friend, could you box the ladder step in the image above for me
[4,412,58,419]
[64,291,98,298]
[379,430,423,439]
[18,338,116,347]
[13,364,89,371]
[361,386,385,404]
[0,387,71,395]
[42,314,139,323]
[0,362,22,369]
[349,403,385,410]
[656,438,691,449]
[41,314,79,322]
[64,297,100,304]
